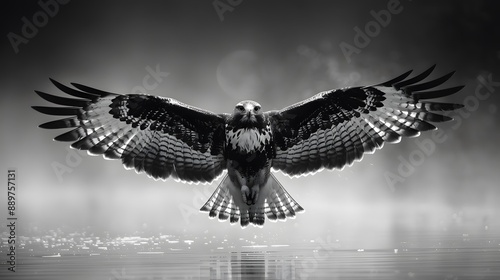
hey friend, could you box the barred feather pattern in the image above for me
[32,80,227,183]
[200,174,304,227]
[269,65,464,177]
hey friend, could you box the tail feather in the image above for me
[230,204,240,224]
[241,212,250,227]
[249,206,265,226]
[266,200,279,221]
[200,183,228,219]
[200,174,237,221]
[266,174,304,218]
[200,173,304,228]
[218,198,230,220]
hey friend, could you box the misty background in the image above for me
[1,0,499,249]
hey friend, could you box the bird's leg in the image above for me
[241,184,260,205]
[250,184,259,205]
[241,185,250,205]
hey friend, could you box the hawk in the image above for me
[33,65,464,227]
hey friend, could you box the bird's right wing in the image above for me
[268,66,464,177]
[33,79,227,183]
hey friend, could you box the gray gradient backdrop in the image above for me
[1,0,499,248]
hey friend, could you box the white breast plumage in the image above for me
[227,128,271,153]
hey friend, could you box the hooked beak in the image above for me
[242,110,256,122]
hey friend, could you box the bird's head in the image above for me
[230,100,265,127]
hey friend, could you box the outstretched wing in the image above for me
[268,65,464,177]
[33,80,227,183]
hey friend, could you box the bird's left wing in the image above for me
[267,66,464,177]
[33,79,227,183]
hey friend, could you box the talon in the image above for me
[241,185,250,205]
[241,185,260,205]
[251,185,260,204]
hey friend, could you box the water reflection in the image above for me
[209,251,295,279]
[3,247,500,280]
[2,228,499,280]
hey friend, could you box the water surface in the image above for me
[2,234,499,280]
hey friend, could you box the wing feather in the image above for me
[269,66,464,177]
[33,80,227,183]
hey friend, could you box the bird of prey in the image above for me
[33,65,463,228]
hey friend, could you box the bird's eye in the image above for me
[236,105,245,111]
[254,106,261,111]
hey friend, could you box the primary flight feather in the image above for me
[33,65,464,227]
